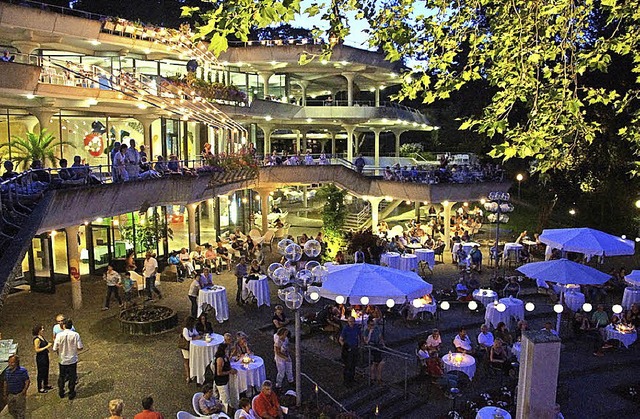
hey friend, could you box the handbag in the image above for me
[177,332,189,350]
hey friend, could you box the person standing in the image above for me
[102,264,123,310]
[125,139,141,179]
[273,327,294,389]
[339,316,362,386]
[144,252,162,301]
[235,257,248,305]
[3,355,30,419]
[354,154,366,174]
[32,325,53,393]
[188,277,200,318]
[213,343,237,413]
[53,319,83,399]
[363,318,385,385]
[52,313,74,342]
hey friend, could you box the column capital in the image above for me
[343,72,356,82]
[11,40,41,55]
[257,124,274,135]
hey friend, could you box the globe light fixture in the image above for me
[440,301,450,311]
[612,304,623,314]
[582,303,593,312]
[386,299,396,308]
[525,302,535,312]
[496,303,507,313]
[553,304,564,314]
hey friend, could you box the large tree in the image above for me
[183,0,640,176]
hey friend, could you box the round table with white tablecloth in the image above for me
[190,334,225,384]
[197,286,229,322]
[380,252,401,269]
[622,287,640,310]
[462,242,480,255]
[485,303,514,329]
[502,242,523,261]
[408,298,437,320]
[442,353,476,380]
[472,289,498,307]
[476,406,512,419]
[399,254,418,271]
[242,275,270,307]
[415,249,435,270]
[230,355,267,400]
[499,297,525,322]
[604,324,637,348]
[563,290,586,312]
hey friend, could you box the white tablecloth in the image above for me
[415,249,435,270]
[452,242,479,262]
[230,356,267,397]
[622,287,640,310]
[442,353,476,380]
[190,334,225,384]
[499,297,525,321]
[198,286,230,323]
[400,254,418,271]
[472,289,498,306]
[503,242,523,261]
[381,252,401,269]
[485,303,513,329]
[242,275,270,307]
[476,407,512,419]
[564,291,585,312]
[406,243,423,250]
[408,299,437,319]
[604,325,637,348]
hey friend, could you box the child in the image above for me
[121,272,136,308]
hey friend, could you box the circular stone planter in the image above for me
[118,305,178,335]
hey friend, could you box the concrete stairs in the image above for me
[341,381,428,418]
[343,200,395,231]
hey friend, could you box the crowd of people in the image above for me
[382,161,505,184]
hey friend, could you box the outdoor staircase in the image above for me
[343,199,398,231]
[340,380,428,418]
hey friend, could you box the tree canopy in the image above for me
[183,0,640,176]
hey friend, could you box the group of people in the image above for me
[381,161,504,184]
[105,396,165,419]
[573,303,640,356]
[263,150,331,167]
[101,251,163,311]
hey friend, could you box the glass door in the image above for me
[88,224,112,274]
[28,233,55,293]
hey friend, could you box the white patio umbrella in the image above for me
[319,263,432,305]
[516,258,610,285]
[624,270,640,286]
[539,227,635,257]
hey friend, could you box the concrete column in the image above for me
[442,201,456,251]
[295,130,301,154]
[344,73,355,106]
[259,72,274,98]
[302,131,308,153]
[372,128,385,173]
[135,115,157,159]
[319,139,328,153]
[11,41,40,55]
[415,201,421,223]
[330,131,337,157]
[214,197,221,241]
[29,108,57,136]
[343,124,357,162]
[256,188,274,234]
[516,330,562,419]
[302,186,308,208]
[375,87,381,107]
[258,124,274,155]
[369,197,383,234]
[66,225,82,310]
[392,129,406,159]
[187,203,199,251]
[297,80,309,106]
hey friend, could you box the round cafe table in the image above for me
[400,254,418,271]
[485,303,513,329]
[462,242,480,255]
[242,275,270,307]
[476,406,512,419]
[604,324,637,348]
[472,289,498,307]
[622,287,640,310]
[189,333,225,384]
[563,290,585,312]
[442,353,476,380]
[415,249,435,270]
[230,355,267,400]
[197,286,229,322]
[381,252,401,269]
[502,242,523,261]
[408,298,437,320]
[499,297,525,321]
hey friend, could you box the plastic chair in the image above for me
[251,395,263,419]
[192,392,206,417]
[177,412,199,419]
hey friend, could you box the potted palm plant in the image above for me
[0,129,73,170]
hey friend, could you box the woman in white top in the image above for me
[179,248,195,276]
[181,316,200,383]
[274,327,293,388]
[113,144,129,183]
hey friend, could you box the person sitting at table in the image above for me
[216,241,232,272]
[195,313,214,336]
[469,245,482,272]
[335,250,346,265]
[354,247,366,263]
[453,327,475,354]
[190,246,205,270]
[181,316,200,383]
[213,343,236,413]
[179,248,196,277]
[591,304,609,329]
[231,331,252,359]
[198,383,224,415]
[253,380,283,419]
[514,320,529,342]
[503,277,521,298]
[417,340,430,372]
[541,322,559,337]
[248,259,262,278]
[317,305,342,340]
[625,303,640,327]
[366,305,383,324]
[467,272,481,292]
[204,245,219,273]
[477,324,495,356]
[167,251,185,280]
[426,329,442,352]
[489,339,512,374]
[235,397,255,419]
[272,305,292,334]
[198,267,214,289]
[455,279,471,301]
[493,322,513,346]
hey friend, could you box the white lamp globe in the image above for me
[612,304,623,314]
[360,296,370,306]
[386,299,396,308]
[553,304,564,314]
[468,301,478,311]
[525,302,535,312]
[496,303,507,313]
[335,295,345,305]
[440,301,450,311]
[582,303,593,312]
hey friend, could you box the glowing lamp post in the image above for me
[268,238,326,407]
[516,173,524,199]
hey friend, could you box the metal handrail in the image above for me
[364,344,411,399]
[300,372,350,413]
[1,0,108,21]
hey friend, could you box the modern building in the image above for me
[0,1,508,297]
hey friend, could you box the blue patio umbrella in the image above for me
[516,258,610,285]
[320,263,432,305]
[539,227,634,257]
[624,270,640,286]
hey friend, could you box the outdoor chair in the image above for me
[262,230,275,252]
[433,244,446,263]
[177,411,199,419]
